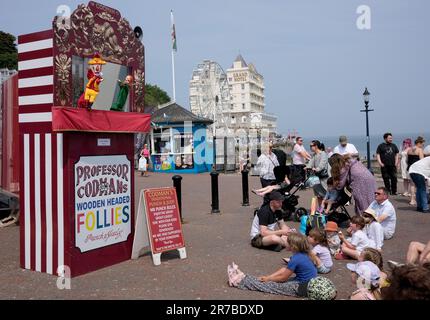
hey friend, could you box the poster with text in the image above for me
[144,188,185,254]
[75,155,131,252]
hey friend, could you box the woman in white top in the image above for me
[400,138,412,197]
[363,208,384,251]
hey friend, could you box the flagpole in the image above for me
[171,10,176,102]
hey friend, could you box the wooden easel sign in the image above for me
[132,187,186,265]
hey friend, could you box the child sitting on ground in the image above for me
[227,232,317,298]
[324,221,341,255]
[362,208,384,251]
[336,216,375,260]
[307,229,333,274]
[321,177,339,214]
[359,247,389,288]
[347,261,382,300]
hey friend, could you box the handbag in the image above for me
[316,168,329,179]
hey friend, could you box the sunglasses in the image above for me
[374,192,383,195]
[310,144,315,147]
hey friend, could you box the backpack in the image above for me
[300,213,326,236]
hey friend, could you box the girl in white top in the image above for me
[337,216,375,260]
[363,208,384,251]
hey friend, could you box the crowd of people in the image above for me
[229,133,430,300]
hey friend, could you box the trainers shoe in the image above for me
[273,244,283,252]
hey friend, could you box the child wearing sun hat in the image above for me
[324,221,341,255]
[347,260,382,300]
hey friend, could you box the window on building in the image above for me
[153,129,172,154]
[173,132,194,154]
[242,103,245,109]
[241,84,245,90]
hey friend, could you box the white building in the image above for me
[0,68,17,85]
[226,55,277,135]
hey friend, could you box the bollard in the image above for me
[172,175,183,222]
[210,171,220,214]
[241,169,250,206]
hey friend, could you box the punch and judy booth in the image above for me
[18,1,150,277]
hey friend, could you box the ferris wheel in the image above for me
[189,60,232,135]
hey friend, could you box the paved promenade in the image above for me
[0,171,429,300]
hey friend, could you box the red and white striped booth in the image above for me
[18,1,150,277]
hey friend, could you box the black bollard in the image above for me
[210,171,220,214]
[241,169,250,206]
[172,175,183,222]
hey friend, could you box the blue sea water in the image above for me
[302,132,430,160]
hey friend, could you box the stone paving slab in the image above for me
[0,171,429,300]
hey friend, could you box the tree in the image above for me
[144,83,171,107]
[0,31,18,70]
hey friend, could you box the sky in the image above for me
[1,0,429,137]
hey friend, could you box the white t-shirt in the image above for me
[312,244,333,268]
[409,157,430,180]
[333,143,359,156]
[369,200,397,239]
[364,222,384,250]
[424,145,430,156]
[293,144,307,165]
[349,230,375,253]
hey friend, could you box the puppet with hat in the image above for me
[77,53,106,110]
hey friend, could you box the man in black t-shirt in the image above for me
[250,191,293,251]
[376,133,400,195]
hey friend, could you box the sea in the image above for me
[301,132,430,160]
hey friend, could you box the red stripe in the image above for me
[19,104,52,114]
[19,134,25,269]
[19,85,53,97]
[19,123,52,134]
[19,48,53,62]
[18,30,53,44]
[29,135,35,271]
[19,67,53,79]
[52,134,58,275]
[40,135,47,273]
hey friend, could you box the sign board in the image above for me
[74,155,131,252]
[131,187,186,265]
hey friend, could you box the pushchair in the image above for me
[311,183,352,228]
[252,170,311,221]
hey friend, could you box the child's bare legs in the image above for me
[325,200,334,214]
[253,185,279,196]
[341,244,360,260]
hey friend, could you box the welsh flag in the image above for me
[171,10,177,52]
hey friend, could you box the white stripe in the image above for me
[19,76,53,88]
[19,113,52,123]
[57,134,64,272]
[19,94,53,106]
[18,38,53,53]
[24,135,31,270]
[18,57,53,71]
[45,134,53,275]
[34,134,41,272]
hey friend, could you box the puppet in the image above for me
[110,75,133,111]
[77,53,106,110]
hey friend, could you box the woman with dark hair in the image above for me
[307,140,329,189]
[329,153,376,216]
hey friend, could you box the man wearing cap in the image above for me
[367,187,397,240]
[250,191,293,252]
[333,136,359,159]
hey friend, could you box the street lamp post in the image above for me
[360,87,374,171]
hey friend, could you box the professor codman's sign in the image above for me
[74,155,131,252]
